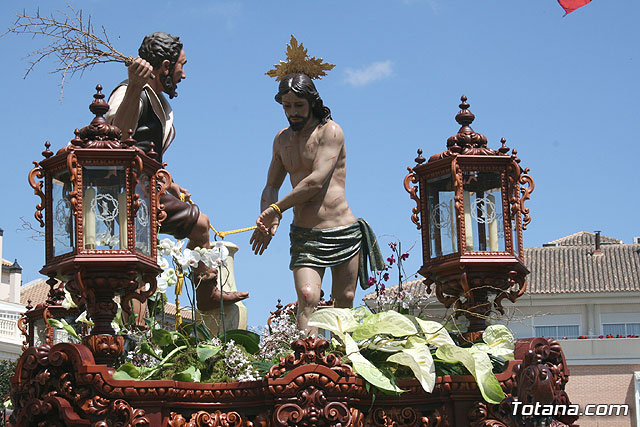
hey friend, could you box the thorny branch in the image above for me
[2,5,132,100]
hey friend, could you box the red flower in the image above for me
[383,273,389,282]
[387,255,396,266]
[368,277,377,286]
[389,242,397,251]
[401,252,409,261]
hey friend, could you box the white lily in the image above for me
[75,310,94,327]
[61,288,77,310]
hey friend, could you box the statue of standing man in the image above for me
[251,36,384,331]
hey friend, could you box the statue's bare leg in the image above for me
[189,213,249,310]
[294,266,325,333]
[330,251,360,309]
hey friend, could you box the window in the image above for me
[602,323,640,336]
[535,325,580,339]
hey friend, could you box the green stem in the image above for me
[141,345,188,380]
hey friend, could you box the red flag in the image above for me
[558,0,592,15]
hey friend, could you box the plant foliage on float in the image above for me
[308,307,513,404]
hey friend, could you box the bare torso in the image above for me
[275,120,356,229]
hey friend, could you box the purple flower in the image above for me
[383,273,390,282]
[389,242,397,251]
[379,283,386,292]
[387,255,396,266]
[368,277,377,286]
[401,252,409,261]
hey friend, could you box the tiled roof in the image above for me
[362,278,433,301]
[523,243,640,294]
[21,279,50,306]
[362,232,640,300]
[1,259,13,267]
[20,278,194,320]
[547,231,622,246]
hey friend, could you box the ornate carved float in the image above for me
[12,90,577,426]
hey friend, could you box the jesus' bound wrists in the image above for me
[269,203,283,219]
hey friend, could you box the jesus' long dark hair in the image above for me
[275,73,332,124]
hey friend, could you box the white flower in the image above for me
[157,254,170,271]
[75,310,94,327]
[61,288,77,310]
[176,248,201,270]
[157,268,177,293]
[215,242,229,264]
[170,240,185,259]
[158,238,175,256]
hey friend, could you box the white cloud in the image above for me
[344,61,394,87]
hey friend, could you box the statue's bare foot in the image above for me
[196,271,249,311]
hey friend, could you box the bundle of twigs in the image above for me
[2,5,133,98]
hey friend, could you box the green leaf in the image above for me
[173,366,202,383]
[387,344,436,393]
[196,344,221,362]
[351,311,417,341]
[220,329,261,355]
[412,318,455,347]
[344,334,404,393]
[47,318,80,340]
[140,341,161,361]
[436,344,505,404]
[113,363,140,380]
[173,366,201,382]
[365,336,406,353]
[152,328,173,347]
[476,325,515,360]
[352,305,373,323]
[308,308,359,338]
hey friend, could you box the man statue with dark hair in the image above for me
[251,71,383,332]
[106,32,248,309]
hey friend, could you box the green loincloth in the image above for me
[289,218,385,289]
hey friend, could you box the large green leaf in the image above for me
[387,343,436,393]
[365,336,407,353]
[344,334,404,393]
[412,318,455,347]
[474,325,515,360]
[436,344,505,404]
[351,311,417,341]
[152,328,173,347]
[174,366,201,382]
[113,363,140,380]
[196,344,221,362]
[308,308,360,338]
[220,329,261,355]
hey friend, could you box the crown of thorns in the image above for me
[266,35,335,81]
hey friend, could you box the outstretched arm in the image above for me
[251,133,286,255]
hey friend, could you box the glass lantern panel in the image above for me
[83,166,127,250]
[426,175,457,258]
[462,171,505,252]
[52,170,74,257]
[134,174,152,256]
[512,218,520,255]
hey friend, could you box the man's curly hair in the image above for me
[138,32,183,69]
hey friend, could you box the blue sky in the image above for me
[1,0,638,328]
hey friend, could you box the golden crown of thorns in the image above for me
[266,35,335,81]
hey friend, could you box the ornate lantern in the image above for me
[404,96,534,335]
[27,85,170,364]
